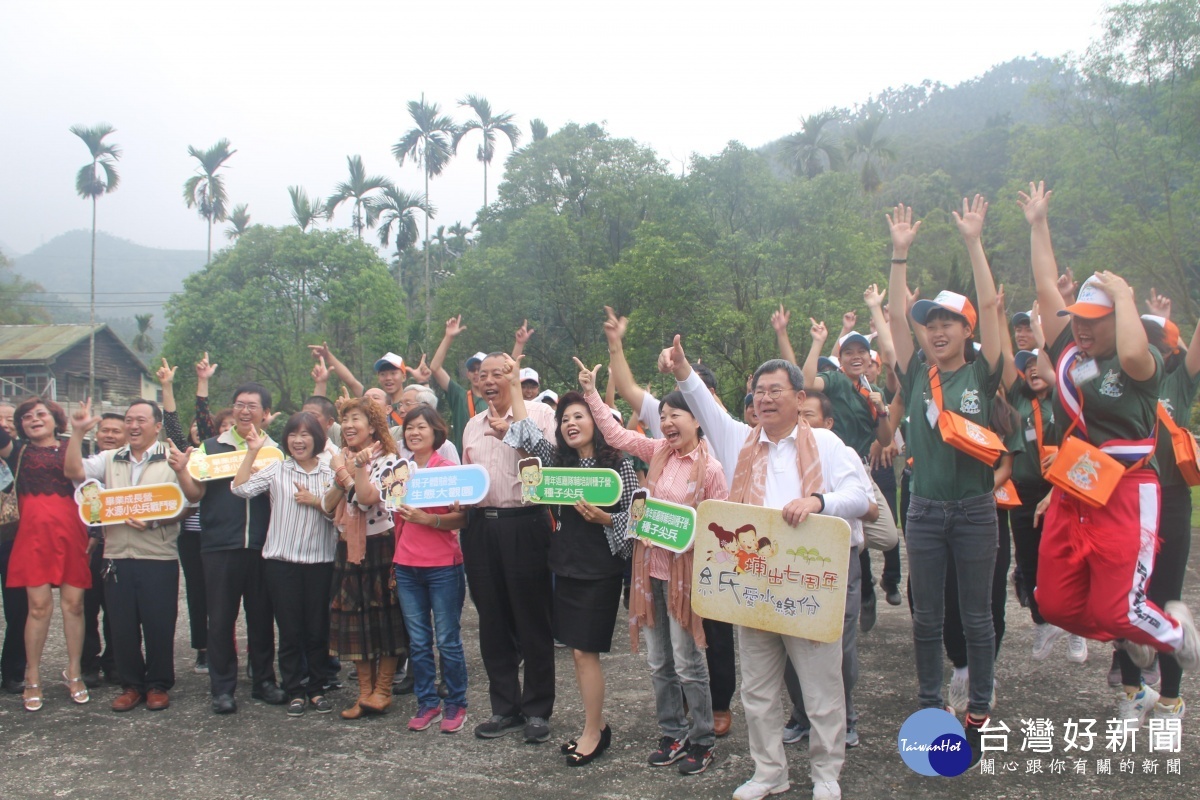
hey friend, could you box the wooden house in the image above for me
[0,324,155,406]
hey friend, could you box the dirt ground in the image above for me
[1,535,1196,800]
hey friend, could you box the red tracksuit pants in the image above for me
[1035,469,1182,652]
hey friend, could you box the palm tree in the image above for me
[132,314,154,355]
[183,139,237,264]
[393,98,458,330]
[781,111,844,179]
[529,119,549,143]
[225,204,251,240]
[288,186,326,232]
[447,221,473,255]
[376,186,431,298]
[844,112,894,193]
[70,123,121,402]
[325,155,393,239]
[455,95,521,211]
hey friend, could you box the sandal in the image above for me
[23,683,43,712]
[62,671,90,705]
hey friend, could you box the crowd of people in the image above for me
[0,182,1197,800]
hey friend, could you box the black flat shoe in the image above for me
[560,739,579,755]
[565,726,611,766]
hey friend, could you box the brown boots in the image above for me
[359,656,398,714]
[341,660,376,720]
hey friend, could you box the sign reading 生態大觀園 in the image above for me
[690,499,850,643]
[371,457,491,511]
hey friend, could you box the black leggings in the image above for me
[1009,480,1051,625]
[1118,483,1191,697]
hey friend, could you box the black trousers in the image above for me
[177,528,208,650]
[461,510,554,719]
[703,618,736,711]
[944,509,1010,668]
[263,559,333,699]
[1009,479,1050,625]
[0,537,27,683]
[202,548,277,697]
[103,558,179,692]
[872,464,903,590]
[83,545,114,675]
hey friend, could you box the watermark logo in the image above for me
[897,708,972,777]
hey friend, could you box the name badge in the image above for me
[1070,358,1100,385]
[925,399,940,429]
[1025,426,1038,442]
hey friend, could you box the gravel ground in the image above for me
[1,535,1196,799]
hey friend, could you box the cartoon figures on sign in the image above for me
[705,521,777,574]
[373,455,411,512]
[709,522,739,565]
[518,456,542,504]
[78,480,103,524]
[195,456,210,480]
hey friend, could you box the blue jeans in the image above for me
[905,492,997,717]
[393,564,468,709]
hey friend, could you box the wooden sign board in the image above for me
[691,499,851,643]
[76,480,186,527]
[188,447,284,482]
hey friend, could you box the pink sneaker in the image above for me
[408,705,443,731]
[440,705,467,733]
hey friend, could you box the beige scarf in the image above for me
[728,421,824,506]
[629,438,713,652]
[334,447,370,565]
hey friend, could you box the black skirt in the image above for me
[552,573,623,653]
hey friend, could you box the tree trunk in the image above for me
[424,168,431,335]
[206,215,213,265]
[88,195,97,404]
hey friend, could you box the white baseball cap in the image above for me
[519,368,540,385]
[373,352,405,373]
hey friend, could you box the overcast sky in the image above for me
[0,0,1114,257]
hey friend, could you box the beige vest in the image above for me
[101,442,182,560]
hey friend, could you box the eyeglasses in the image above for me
[233,402,261,412]
[752,388,788,401]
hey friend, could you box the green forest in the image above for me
[145,0,1200,414]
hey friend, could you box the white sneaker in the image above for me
[1166,601,1200,672]
[1032,623,1065,661]
[1117,638,1157,669]
[1067,635,1089,663]
[1151,697,1185,751]
[813,781,842,800]
[1117,683,1161,730]
[948,669,969,715]
[733,779,790,800]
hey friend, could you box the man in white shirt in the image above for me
[664,339,869,800]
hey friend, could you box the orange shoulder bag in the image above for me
[1044,392,1153,508]
[928,366,1007,465]
[1156,403,1200,486]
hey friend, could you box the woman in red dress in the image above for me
[0,398,91,711]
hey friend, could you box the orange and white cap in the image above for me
[911,290,978,331]
[1057,275,1114,319]
[1141,314,1181,350]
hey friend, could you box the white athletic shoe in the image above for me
[1166,601,1200,672]
[1067,635,1089,663]
[813,781,842,800]
[1117,638,1157,670]
[1117,683,1160,730]
[1151,697,1185,751]
[1032,623,1065,661]
[732,778,790,800]
[948,669,969,715]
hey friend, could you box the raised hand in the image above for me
[311,356,330,384]
[905,286,921,315]
[1090,270,1134,303]
[771,304,791,335]
[1029,300,1045,347]
[993,283,1007,315]
[70,398,101,434]
[412,354,432,384]
[952,194,988,241]
[1016,180,1052,226]
[514,319,535,345]
[809,318,829,346]
[863,284,886,310]
[500,353,522,386]
[840,311,857,335]
[167,440,193,473]
[293,481,319,508]
[307,342,331,363]
[195,351,218,380]
[1146,287,1172,320]
[484,401,510,439]
[1056,267,1077,304]
[573,357,603,394]
[156,358,178,385]
[886,203,922,253]
[244,425,267,452]
[603,306,628,342]
[444,315,467,338]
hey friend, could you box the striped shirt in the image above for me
[586,391,728,578]
[463,400,557,507]
[231,458,337,563]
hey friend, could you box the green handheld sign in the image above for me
[629,489,696,553]
[517,457,623,506]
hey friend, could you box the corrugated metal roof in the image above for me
[0,324,107,362]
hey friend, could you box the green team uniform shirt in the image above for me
[818,369,879,460]
[1154,364,1200,488]
[1008,381,1058,485]
[898,349,1003,501]
[442,378,486,455]
[1046,326,1162,471]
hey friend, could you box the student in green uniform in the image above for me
[886,197,1004,768]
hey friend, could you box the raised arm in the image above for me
[1018,181,1068,344]
[231,426,268,490]
[864,283,895,369]
[157,359,190,451]
[576,358,659,463]
[887,204,921,370]
[830,312,857,359]
[952,195,1001,370]
[311,356,330,398]
[800,318,829,393]
[1093,271,1156,381]
[64,400,101,481]
[602,306,649,412]
[664,335,750,469]
[310,342,363,398]
[771,304,798,365]
[996,288,1019,391]
[428,315,466,392]
[1185,318,1200,378]
[511,319,534,364]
